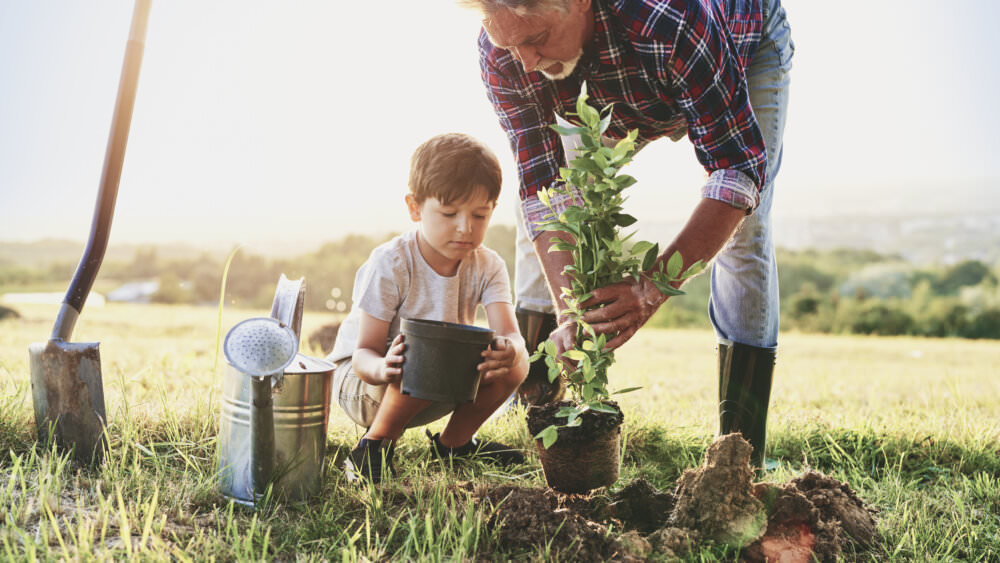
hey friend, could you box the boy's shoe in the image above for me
[426,430,525,468]
[343,438,397,484]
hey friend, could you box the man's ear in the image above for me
[405,194,422,222]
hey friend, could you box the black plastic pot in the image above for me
[399,318,494,403]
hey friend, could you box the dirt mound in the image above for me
[474,433,878,561]
[743,470,879,562]
[475,485,631,561]
[669,432,767,548]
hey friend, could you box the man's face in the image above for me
[483,0,593,80]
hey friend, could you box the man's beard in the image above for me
[537,50,582,80]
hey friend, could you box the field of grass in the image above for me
[1,302,998,560]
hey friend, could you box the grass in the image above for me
[0,302,998,560]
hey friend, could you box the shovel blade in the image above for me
[29,340,108,465]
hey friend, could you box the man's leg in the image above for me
[513,211,565,404]
[709,0,793,470]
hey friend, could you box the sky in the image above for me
[1,0,998,254]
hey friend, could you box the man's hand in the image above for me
[376,334,406,385]
[580,277,667,350]
[547,320,578,356]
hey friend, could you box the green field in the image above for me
[1,303,998,560]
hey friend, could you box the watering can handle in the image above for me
[270,274,306,342]
[53,0,152,341]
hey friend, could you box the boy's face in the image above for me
[406,187,496,273]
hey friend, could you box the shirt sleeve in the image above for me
[353,246,405,323]
[478,248,514,308]
[664,2,767,212]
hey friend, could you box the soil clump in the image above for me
[476,433,878,561]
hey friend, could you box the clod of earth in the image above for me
[668,432,768,548]
[475,433,878,561]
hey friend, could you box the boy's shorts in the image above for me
[332,359,458,429]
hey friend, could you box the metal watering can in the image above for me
[218,275,334,506]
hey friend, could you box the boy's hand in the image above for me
[477,336,517,384]
[377,334,406,385]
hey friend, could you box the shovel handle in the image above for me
[55,0,152,340]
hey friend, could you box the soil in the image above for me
[475,433,879,561]
[526,400,625,445]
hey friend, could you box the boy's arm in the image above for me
[352,310,404,386]
[481,302,529,383]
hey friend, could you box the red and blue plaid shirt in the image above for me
[478,0,767,236]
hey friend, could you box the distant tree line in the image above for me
[3,230,999,339]
[649,248,1000,339]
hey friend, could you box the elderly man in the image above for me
[464,0,793,470]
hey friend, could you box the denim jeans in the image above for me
[514,0,793,350]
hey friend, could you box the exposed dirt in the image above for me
[476,433,879,561]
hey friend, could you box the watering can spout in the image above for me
[218,275,334,507]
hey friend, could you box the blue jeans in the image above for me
[709,0,793,350]
[514,0,793,350]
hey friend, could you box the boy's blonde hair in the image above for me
[408,133,502,205]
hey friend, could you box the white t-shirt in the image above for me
[328,230,512,363]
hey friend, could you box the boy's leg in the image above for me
[439,365,526,447]
[365,382,432,441]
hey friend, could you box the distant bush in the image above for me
[0,305,20,321]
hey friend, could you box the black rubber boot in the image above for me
[718,339,776,472]
[514,306,564,405]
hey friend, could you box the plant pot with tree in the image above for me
[526,87,704,494]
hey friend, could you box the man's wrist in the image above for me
[640,276,668,308]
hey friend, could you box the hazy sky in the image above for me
[1,1,998,252]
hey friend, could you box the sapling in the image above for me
[531,86,705,448]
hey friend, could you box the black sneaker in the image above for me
[343,438,397,484]
[426,430,525,468]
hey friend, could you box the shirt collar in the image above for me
[580,0,624,74]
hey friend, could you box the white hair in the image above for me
[456,0,571,17]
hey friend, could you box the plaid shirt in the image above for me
[478,0,767,237]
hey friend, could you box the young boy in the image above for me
[327,133,529,483]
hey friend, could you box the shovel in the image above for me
[28,0,152,465]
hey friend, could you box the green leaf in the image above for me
[563,349,588,361]
[599,113,612,135]
[550,124,587,137]
[641,242,660,272]
[556,406,581,418]
[682,260,707,279]
[538,188,551,208]
[614,175,637,189]
[611,213,636,228]
[535,425,559,449]
[539,222,580,236]
[612,386,643,395]
[651,276,685,296]
[589,402,620,414]
[630,240,654,256]
[666,250,684,278]
[561,206,587,224]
